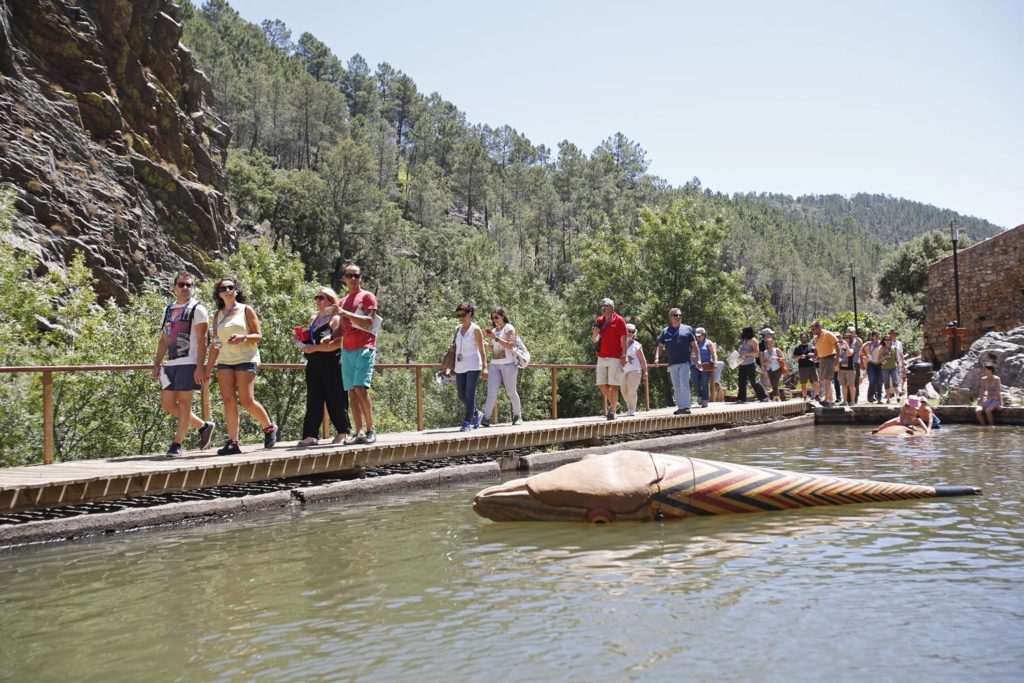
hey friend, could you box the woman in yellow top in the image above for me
[204,277,277,455]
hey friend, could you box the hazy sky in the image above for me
[227,0,1023,229]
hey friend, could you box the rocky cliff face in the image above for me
[928,324,1024,406]
[0,0,233,301]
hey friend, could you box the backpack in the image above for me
[513,336,531,369]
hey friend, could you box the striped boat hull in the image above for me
[473,451,980,522]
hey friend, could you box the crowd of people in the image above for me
[151,275,1005,456]
[153,265,378,457]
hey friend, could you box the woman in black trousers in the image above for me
[737,326,768,402]
[297,287,351,445]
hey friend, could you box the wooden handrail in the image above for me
[2,362,672,464]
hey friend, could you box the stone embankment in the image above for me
[816,405,1024,425]
[0,0,232,300]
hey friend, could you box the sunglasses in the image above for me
[344,273,362,279]
[217,284,236,292]
[669,314,681,318]
[456,311,468,316]
[491,316,502,320]
[314,295,327,302]
[175,282,193,289]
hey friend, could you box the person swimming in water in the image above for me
[916,394,941,430]
[872,395,930,434]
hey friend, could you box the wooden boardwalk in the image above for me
[0,401,806,513]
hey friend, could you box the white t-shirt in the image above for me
[488,324,517,366]
[163,299,209,366]
[623,339,644,374]
[454,323,483,373]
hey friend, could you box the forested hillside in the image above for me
[179,0,1004,339]
[0,1,1010,464]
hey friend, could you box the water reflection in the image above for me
[1,426,1022,682]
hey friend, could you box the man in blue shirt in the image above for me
[654,307,699,414]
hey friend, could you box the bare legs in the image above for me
[599,383,620,415]
[160,390,203,444]
[218,369,272,441]
[349,385,374,435]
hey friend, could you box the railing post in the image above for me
[42,370,54,465]
[201,382,211,422]
[644,372,650,411]
[551,367,558,419]
[415,366,423,431]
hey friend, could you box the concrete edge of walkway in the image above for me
[0,417,813,548]
[0,463,501,548]
[521,413,815,471]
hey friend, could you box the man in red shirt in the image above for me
[591,297,628,420]
[337,264,379,444]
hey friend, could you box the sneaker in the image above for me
[364,429,377,444]
[472,410,483,429]
[700,401,708,408]
[460,421,471,432]
[217,441,241,456]
[512,415,523,426]
[298,436,318,447]
[343,433,366,446]
[331,433,349,444]
[198,421,215,450]
[166,442,182,457]
[263,424,279,449]
[627,409,635,417]
[480,417,492,428]
[678,408,691,414]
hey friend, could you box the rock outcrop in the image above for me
[0,0,233,301]
[928,325,1024,406]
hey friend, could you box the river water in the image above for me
[2,426,1022,682]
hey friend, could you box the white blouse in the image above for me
[454,323,483,373]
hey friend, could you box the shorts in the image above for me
[217,362,257,373]
[595,356,624,386]
[798,366,817,383]
[161,364,199,392]
[818,356,836,381]
[977,398,1001,411]
[342,348,376,388]
[838,369,857,386]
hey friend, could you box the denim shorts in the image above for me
[161,364,199,392]
[217,362,257,373]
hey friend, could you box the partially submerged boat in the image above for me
[473,450,979,523]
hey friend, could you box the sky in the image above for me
[228,0,1023,229]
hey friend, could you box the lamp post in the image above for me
[850,263,861,403]
[849,263,859,337]
[949,220,962,357]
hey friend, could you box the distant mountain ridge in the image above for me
[741,192,1003,245]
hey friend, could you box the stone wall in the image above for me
[924,223,1024,363]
